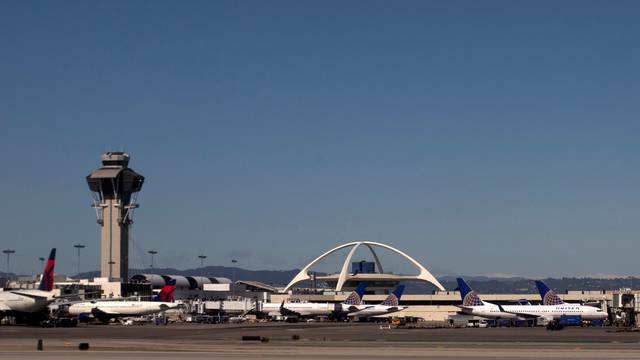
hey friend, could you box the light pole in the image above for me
[3,249,15,275]
[73,244,85,275]
[231,259,238,297]
[198,255,207,268]
[198,255,207,305]
[148,250,158,269]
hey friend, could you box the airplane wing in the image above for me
[0,303,10,311]
[503,311,537,319]
[278,305,301,317]
[276,301,304,317]
[496,304,547,320]
[277,304,315,317]
[9,291,49,301]
[90,307,119,324]
[349,306,401,317]
[344,305,373,313]
[92,307,119,316]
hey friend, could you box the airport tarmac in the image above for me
[1,323,640,359]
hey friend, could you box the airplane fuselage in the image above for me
[262,301,405,318]
[68,301,179,317]
[460,301,607,321]
[0,290,55,314]
[501,303,607,321]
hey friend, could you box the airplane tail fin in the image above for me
[343,282,368,305]
[381,284,405,306]
[38,248,56,291]
[457,277,484,306]
[155,279,176,302]
[535,280,564,305]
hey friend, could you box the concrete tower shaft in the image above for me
[86,152,144,281]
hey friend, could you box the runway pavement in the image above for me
[1,323,640,359]
[2,322,640,343]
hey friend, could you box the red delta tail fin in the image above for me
[159,279,176,302]
[38,248,56,291]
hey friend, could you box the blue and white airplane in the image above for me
[497,280,608,321]
[456,278,607,322]
[348,284,407,317]
[262,283,369,318]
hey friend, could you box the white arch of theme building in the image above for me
[283,241,445,292]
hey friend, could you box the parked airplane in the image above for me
[496,280,608,322]
[0,248,58,323]
[456,277,608,322]
[68,282,180,324]
[262,283,368,318]
[455,278,523,320]
[347,284,407,317]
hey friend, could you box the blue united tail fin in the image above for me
[457,277,483,306]
[381,284,405,306]
[535,280,564,305]
[38,248,56,291]
[343,282,367,305]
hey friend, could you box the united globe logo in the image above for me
[463,291,483,307]
[543,291,563,305]
[343,292,361,305]
[382,295,399,306]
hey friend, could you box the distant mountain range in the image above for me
[436,276,640,294]
[68,268,640,293]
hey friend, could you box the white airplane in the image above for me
[496,280,608,322]
[347,284,407,317]
[0,248,58,324]
[456,278,608,322]
[262,283,368,318]
[68,281,180,324]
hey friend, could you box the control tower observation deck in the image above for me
[86,152,144,281]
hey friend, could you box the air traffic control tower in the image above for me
[86,152,144,281]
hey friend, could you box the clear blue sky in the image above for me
[1,1,639,278]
